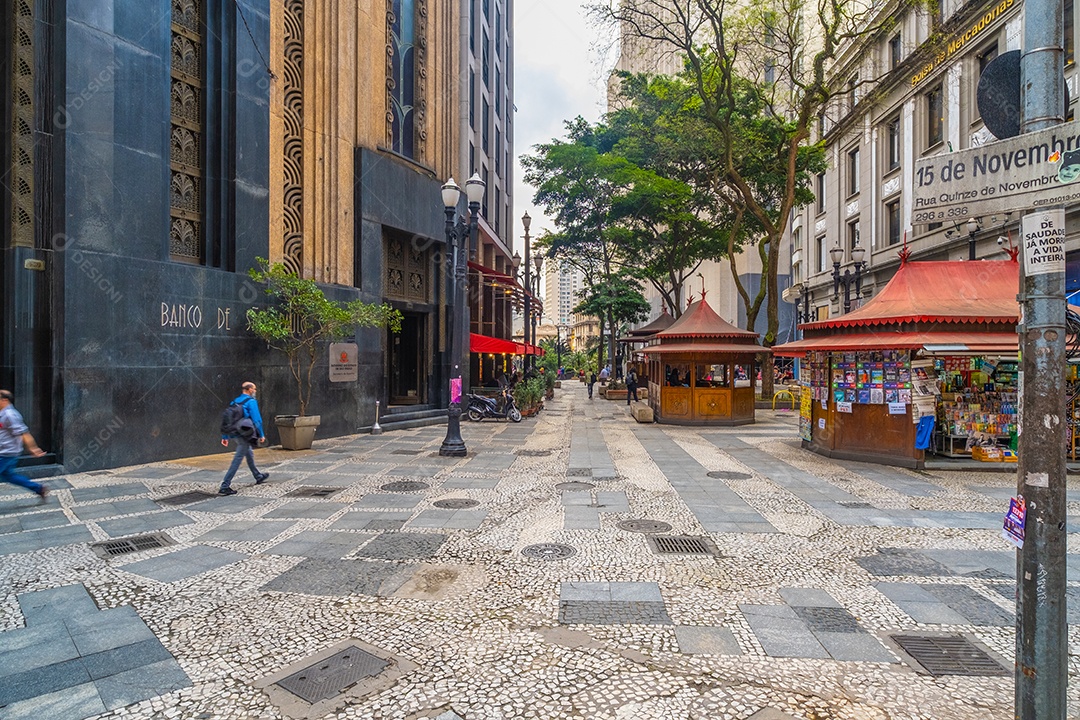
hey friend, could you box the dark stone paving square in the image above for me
[262,501,348,519]
[1,680,105,720]
[0,524,95,555]
[185,495,270,514]
[196,519,296,543]
[918,583,1014,626]
[353,532,447,560]
[97,510,194,538]
[558,600,672,625]
[113,466,187,480]
[264,531,372,559]
[0,510,70,535]
[855,548,955,578]
[120,545,247,583]
[68,484,149,503]
[792,606,865,634]
[169,470,232,484]
[329,511,413,531]
[71,498,162,521]
[96,657,190,711]
[262,557,410,596]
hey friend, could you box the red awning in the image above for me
[771,331,1019,357]
[800,260,1020,331]
[643,342,771,355]
[469,333,545,356]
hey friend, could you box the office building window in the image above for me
[388,0,418,158]
[817,235,827,272]
[495,68,501,115]
[1068,0,1075,66]
[482,30,489,87]
[847,74,859,113]
[482,98,489,152]
[847,218,860,251]
[847,146,860,197]
[886,200,901,245]
[886,116,900,170]
[816,173,826,214]
[889,33,902,69]
[495,128,501,174]
[469,72,475,125]
[926,84,943,148]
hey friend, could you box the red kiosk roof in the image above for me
[628,310,675,337]
[656,298,759,340]
[800,260,1019,330]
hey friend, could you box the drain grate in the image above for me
[891,634,1008,676]
[276,645,390,703]
[647,535,717,556]
[432,498,479,509]
[515,449,552,456]
[91,532,174,558]
[521,543,576,560]
[838,501,873,508]
[285,487,341,499]
[157,491,216,505]
[617,519,673,534]
[390,449,422,455]
[706,471,751,480]
[556,482,595,491]
[380,481,430,492]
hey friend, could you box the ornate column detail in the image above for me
[415,0,427,158]
[10,0,35,248]
[169,0,204,263]
[282,0,304,275]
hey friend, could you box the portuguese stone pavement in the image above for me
[1,381,1078,720]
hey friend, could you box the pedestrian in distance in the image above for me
[598,365,610,386]
[219,382,268,495]
[588,371,597,399]
[0,390,48,503]
[626,367,639,405]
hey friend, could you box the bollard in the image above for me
[372,400,383,435]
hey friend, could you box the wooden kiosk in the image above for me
[643,296,766,425]
[772,259,1019,468]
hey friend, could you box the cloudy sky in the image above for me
[512,2,616,245]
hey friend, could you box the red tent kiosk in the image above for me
[643,295,767,425]
[772,259,1020,468]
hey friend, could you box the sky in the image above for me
[512,2,615,251]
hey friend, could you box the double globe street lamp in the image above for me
[439,173,485,457]
[511,218,544,371]
[831,243,866,315]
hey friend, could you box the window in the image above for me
[495,68,501,115]
[482,30,490,86]
[848,74,859,113]
[889,33,902,69]
[926,84,944,148]
[848,218,860,251]
[482,98,489,152]
[470,0,476,51]
[495,128,501,174]
[977,43,998,76]
[932,0,943,29]
[886,200,901,245]
[847,147,860,196]
[816,173,826,214]
[1068,0,1075,66]
[886,116,900,170]
[817,235,827,272]
[389,0,417,158]
[469,72,475,125]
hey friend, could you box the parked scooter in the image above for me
[466,390,522,422]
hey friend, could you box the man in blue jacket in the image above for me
[219,382,268,495]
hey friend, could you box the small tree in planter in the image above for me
[513,377,545,416]
[247,258,402,449]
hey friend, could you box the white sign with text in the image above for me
[1021,209,1066,276]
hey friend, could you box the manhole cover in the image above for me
[157,491,216,505]
[433,498,480,509]
[891,634,1008,676]
[617,519,673,534]
[276,645,390,703]
[566,468,592,477]
[380,481,430,492]
[556,482,595,491]
[521,543,576,560]
[839,501,873,508]
[706,471,751,480]
[647,535,717,555]
[285,487,341,499]
[515,449,552,456]
[390,449,422,455]
[90,532,174,558]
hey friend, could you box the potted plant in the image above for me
[246,258,402,449]
[514,377,545,417]
[542,370,556,399]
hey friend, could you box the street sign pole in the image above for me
[1016,0,1068,715]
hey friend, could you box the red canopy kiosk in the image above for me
[643,296,767,425]
[772,258,1020,468]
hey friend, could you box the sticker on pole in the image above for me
[1021,209,1066,276]
[450,377,462,404]
[1002,494,1026,549]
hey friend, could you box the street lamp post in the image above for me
[439,173,485,457]
[521,213,533,370]
[831,244,866,314]
[531,255,543,370]
[966,217,979,261]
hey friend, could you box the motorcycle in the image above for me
[466,390,522,422]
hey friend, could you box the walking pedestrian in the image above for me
[219,382,268,495]
[0,390,48,503]
[626,367,639,405]
[588,371,597,399]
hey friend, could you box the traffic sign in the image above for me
[911,120,1080,222]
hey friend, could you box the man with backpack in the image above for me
[219,382,268,495]
[626,367,639,405]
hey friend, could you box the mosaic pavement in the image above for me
[0,381,1077,719]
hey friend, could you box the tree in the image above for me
[592,0,878,397]
[246,258,402,416]
[573,273,652,372]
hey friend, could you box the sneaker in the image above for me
[218,487,237,496]
[35,485,48,504]
[255,473,269,485]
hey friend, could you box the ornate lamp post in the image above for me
[966,217,980,261]
[831,243,866,314]
[531,254,543,369]
[521,212,533,369]
[439,173,485,457]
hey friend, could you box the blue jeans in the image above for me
[220,440,263,489]
[0,455,42,495]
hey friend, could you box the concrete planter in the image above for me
[275,414,321,450]
[604,389,628,401]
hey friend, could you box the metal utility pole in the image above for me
[1016,0,1068,714]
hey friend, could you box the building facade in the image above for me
[0,0,505,471]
